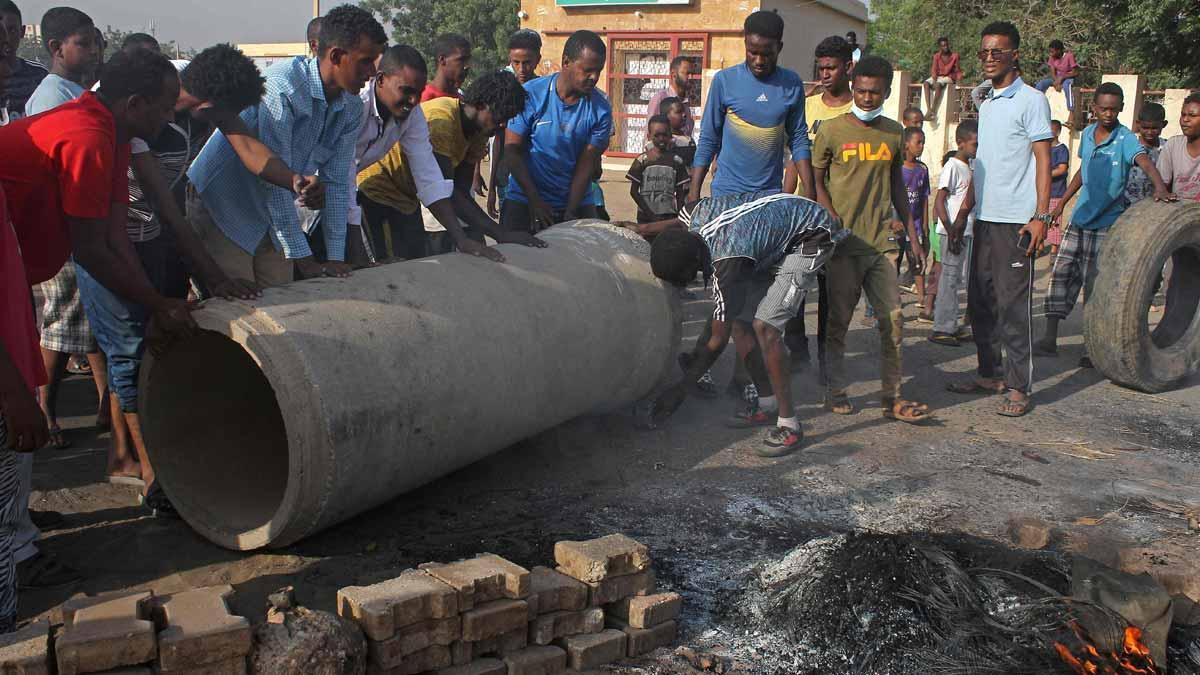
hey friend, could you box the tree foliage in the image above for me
[15,25,195,67]
[870,0,1198,89]
[360,0,519,79]
[100,26,195,61]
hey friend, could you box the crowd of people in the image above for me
[0,0,1198,638]
[633,16,1197,448]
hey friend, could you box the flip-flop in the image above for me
[47,425,71,449]
[106,474,145,488]
[946,380,1004,395]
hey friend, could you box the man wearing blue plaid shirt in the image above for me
[186,5,386,285]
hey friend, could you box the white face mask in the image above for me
[851,103,884,122]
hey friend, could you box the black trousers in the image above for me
[968,219,1036,394]
[360,194,427,260]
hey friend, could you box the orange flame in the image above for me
[1054,622,1158,674]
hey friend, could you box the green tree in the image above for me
[360,0,519,79]
[101,26,195,61]
[870,0,1198,89]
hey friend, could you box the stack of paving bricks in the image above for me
[337,535,680,675]
[0,586,251,675]
[554,535,680,663]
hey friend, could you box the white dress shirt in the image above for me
[348,82,454,225]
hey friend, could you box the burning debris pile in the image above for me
[719,532,1200,675]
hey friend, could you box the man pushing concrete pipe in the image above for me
[138,221,680,550]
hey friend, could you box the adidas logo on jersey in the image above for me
[756,93,769,102]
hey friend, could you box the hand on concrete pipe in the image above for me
[495,230,549,248]
[458,238,505,262]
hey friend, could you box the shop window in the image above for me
[606,34,708,157]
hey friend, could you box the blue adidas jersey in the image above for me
[694,63,810,197]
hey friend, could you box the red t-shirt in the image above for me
[0,92,130,285]
[420,83,460,103]
[0,187,45,390]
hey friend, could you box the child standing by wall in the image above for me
[902,127,931,318]
[1045,120,1070,255]
[627,115,691,226]
[1125,103,1168,206]
[929,121,978,346]
[659,97,697,167]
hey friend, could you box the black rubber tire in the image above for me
[1084,200,1200,393]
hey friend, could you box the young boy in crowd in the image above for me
[1045,119,1069,255]
[187,4,387,286]
[25,6,96,115]
[626,114,690,226]
[0,0,49,120]
[422,33,470,102]
[781,34,854,373]
[2,47,197,584]
[1035,83,1175,366]
[1155,93,1200,202]
[25,7,106,456]
[814,55,930,424]
[902,127,932,320]
[636,191,842,455]
[929,121,978,346]
[488,29,542,219]
[1125,103,1168,206]
[923,36,961,120]
[902,106,924,130]
[659,97,696,166]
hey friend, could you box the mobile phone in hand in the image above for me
[1017,231,1032,250]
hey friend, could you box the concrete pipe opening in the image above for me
[140,222,681,550]
[141,331,291,547]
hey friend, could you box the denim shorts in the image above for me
[75,236,183,412]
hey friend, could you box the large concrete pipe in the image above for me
[139,222,681,550]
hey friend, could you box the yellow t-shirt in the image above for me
[793,93,854,195]
[804,93,853,140]
[357,97,488,214]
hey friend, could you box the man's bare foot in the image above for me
[106,461,143,485]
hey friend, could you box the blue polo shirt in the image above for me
[1071,122,1145,230]
[505,74,612,210]
[973,77,1053,224]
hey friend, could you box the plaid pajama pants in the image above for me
[38,259,97,354]
[1044,225,1108,320]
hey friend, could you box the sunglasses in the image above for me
[977,48,1016,62]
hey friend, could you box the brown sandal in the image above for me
[997,392,1033,417]
[883,397,932,424]
[824,392,855,415]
